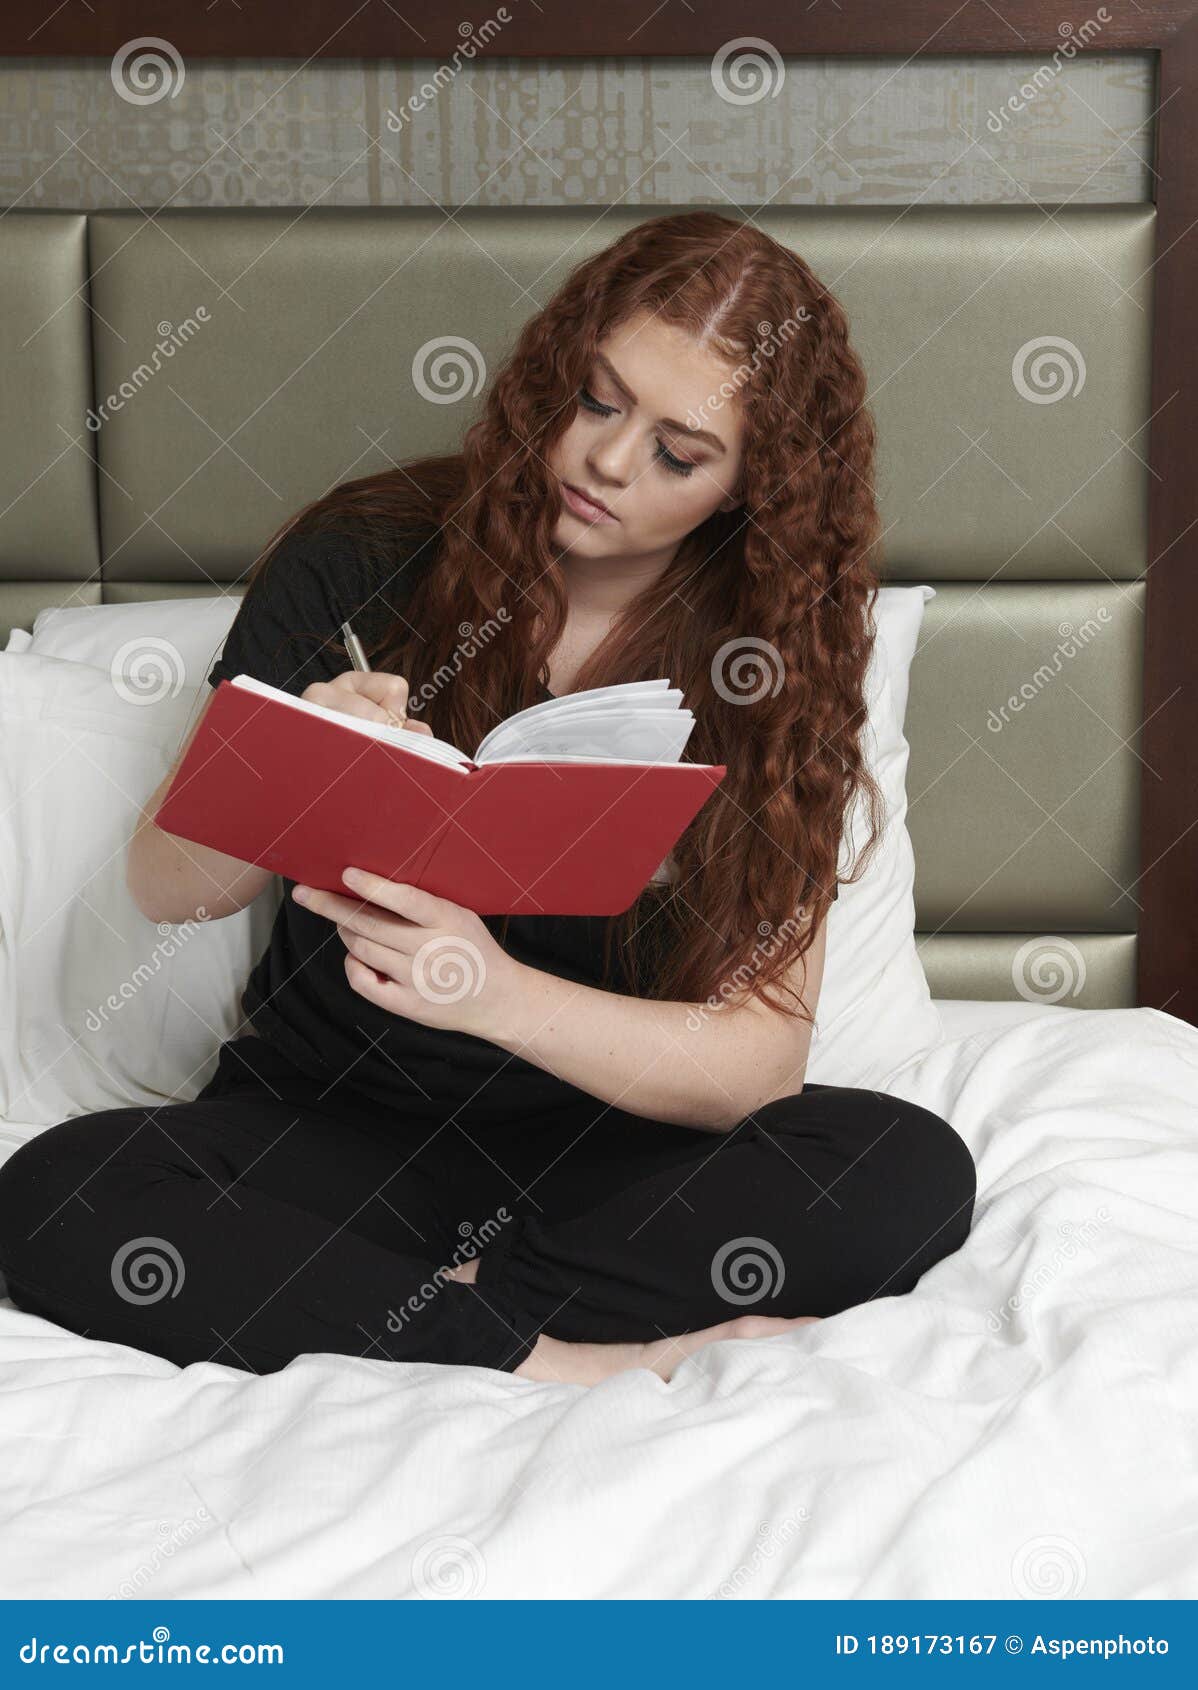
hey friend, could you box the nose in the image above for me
[585,416,638,487]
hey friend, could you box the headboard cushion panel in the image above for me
[916,934,1135,1007]
[82,206,1152,584]
[0,213,97,579]
[908,583,1141,931]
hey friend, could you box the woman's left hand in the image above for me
[291,866,523,1041]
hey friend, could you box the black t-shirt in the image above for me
[207,520,656,1123]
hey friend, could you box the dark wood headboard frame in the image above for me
[5,0,1197,1024]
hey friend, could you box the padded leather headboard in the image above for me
[0,205,1153,1007]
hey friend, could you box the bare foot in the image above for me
[444,1258,479,1285]
[513,1313,821,1387]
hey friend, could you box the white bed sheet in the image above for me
[0,1000,1195,1599]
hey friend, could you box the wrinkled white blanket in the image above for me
[1,1001,1195,1599]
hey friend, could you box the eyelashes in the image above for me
[577,385,696,478]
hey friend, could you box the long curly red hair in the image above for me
[250,210,886,1017]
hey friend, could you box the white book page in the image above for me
[230,675,472,771]
[493,754,704,767]
[231,672,699,772]
[478,707,695,765]
[473,678,675,761]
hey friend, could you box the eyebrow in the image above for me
[594,351,728,455]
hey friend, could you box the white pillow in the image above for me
[9,594,240,694]
[804,584,942,1088]
[0,650,280,1129]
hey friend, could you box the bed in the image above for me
[2,2,1197,1603]
[1,997,1195,1599]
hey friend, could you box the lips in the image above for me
[563,481,614,520]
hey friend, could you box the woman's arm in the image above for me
[292,867,827,1134]
[127,695,276,924]
[488,918,827,1131]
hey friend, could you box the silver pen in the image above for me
[341,618,406,731]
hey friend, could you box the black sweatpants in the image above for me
[0,1033,976,1376]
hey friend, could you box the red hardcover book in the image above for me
[153,676,726,916]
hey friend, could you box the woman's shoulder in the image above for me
[258,514,443,621]
[266,513,441,579]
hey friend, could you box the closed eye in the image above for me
[577,385,697,479]
[578,384,616,418]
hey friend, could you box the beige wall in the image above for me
[0,52,1154,208]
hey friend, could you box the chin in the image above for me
[551,512,613,553]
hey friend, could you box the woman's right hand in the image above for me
[300,670,434,736]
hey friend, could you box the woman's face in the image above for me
[546,308,747,564]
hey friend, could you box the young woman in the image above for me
[0,211,975,1388]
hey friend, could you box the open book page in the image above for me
[231,675,472,770]
[475,680,693,764]
[473,677,675,759]
[478,707,695,764]
[231,673,695,769]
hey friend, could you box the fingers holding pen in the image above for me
[301,670,433,735]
